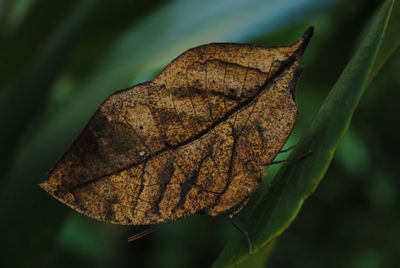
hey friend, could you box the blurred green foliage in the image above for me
[0,0,399,267]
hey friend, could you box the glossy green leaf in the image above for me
[212,0,399,267]
[369,0,400,81]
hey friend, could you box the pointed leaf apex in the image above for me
[294,26,314,57]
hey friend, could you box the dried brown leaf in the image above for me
[40,28,313,225]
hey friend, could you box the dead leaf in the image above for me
[40,27,313,225]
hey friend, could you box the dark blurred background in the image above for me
[0,0,399,267]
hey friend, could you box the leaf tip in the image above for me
[303,26,314,40]
[295,26,314,56]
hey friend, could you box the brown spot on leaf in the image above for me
[40,27,313,225]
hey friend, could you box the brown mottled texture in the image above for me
[40,28,313,225]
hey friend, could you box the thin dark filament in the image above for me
[279,144,296,153]
[229,211,253,255]
[269,150,311,165]
[128,228,156,242]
